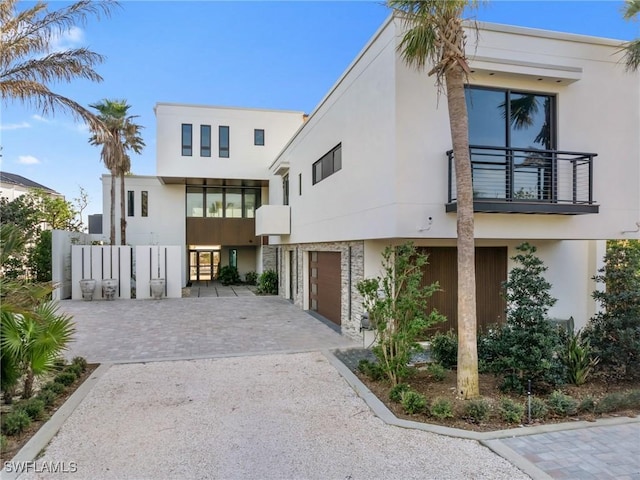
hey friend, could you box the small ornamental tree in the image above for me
[356,242,445,386]
[583,240,640,382]
[490,243,562,393]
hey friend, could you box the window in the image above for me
[283,174,289,206]
[254,129,265,146]
[312,144,342,184]
[200,125,211,157]
[141,191,148,217]
[219,126,229,157]
[127,190,135,216]
[298,173,302,195]
[186,187,260,218]
[182,124,192,156]
[186,187,204,217]
[229,249,238,269]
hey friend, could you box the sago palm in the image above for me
[622,0,640,71]
[0,0,118,138]
[89,99,145,245]
[388,0,480,398]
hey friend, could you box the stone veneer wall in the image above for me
[276,241,365,341]
[261,245,277,273]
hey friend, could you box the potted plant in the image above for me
[79,279,96,301]
[101,278,118,300]
[150,246,165,299]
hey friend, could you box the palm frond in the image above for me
[623,0,640,20]
[623,39,640,72]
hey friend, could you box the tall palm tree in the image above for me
[89,99,145,245]
[0,0,117,138]
[623,0,640,71]
[388,0,480,399]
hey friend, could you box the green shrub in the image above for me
[53,357,67,370]
[54,371,77,386]
[357,359,384,381]
[42,381,65,394]
[72,356,88,373]
[464,398,491,424]
[400,390,428,415]
[499,398,524,424]
[389,383,411,403]
[488,243,563,394]
[595,393,627,414]
[20,398,45,420]
[426,363,447,382]
[547,390,578,416]
[64,363,83,377]
[257,270,278,295]
[578,396,596,414]
[218,266,241,286]
[430,397,454,420]
[559,330,599,386]
[529,397,549,420]
[2,410,31,436]
[36,389,57,407]
[625,389,640,409]
[244,271,258,285]
[430,331,457,369]
[0,434,7,452]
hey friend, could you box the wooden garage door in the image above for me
[309,251,341,325]
[419,247,507,334]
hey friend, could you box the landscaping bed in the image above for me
[0,359,98,463]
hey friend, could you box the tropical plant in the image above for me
[388,0,481,399]
[357,243,444,386]
[257,270,278,295]
[0,0,117,136]
[559,330,599,386]
[622,0,640,72]
[218,265,241,286]
[89,99,145,245]
[1,301,75,399]
[583,240,640,382]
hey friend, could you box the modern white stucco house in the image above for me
[102,17,639,340]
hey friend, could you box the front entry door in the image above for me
[189,250,220,282]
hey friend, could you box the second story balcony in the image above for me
[446,146,599,215]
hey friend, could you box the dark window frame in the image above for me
[219,125,229,158]
[181,124,192,156]
[185,186,261,218]
[283,174,289,206]
[312,144,342,185]
[254,129,265,146]
[200,125,211,157]
[127,190,135,217]
[141,191,148,217]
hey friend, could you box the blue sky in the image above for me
[1,1,637,221]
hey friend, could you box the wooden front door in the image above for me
[309,251,341,325]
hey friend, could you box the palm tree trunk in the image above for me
[445,64,479,400]
[22,369,34,399]
[109,172,116,245]
[119,172,126,245]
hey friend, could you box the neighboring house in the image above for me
[256,19,640,339]
[0,171,61,201]
[102,104,306,286]
[103,18,639,341]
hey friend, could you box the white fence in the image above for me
[71,245,181,300]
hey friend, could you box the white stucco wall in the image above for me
[155,104,305,181]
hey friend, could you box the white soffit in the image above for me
[469,56,583,84]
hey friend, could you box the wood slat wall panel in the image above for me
[186,218,259,246]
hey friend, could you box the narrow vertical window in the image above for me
[181,124,192,156]
[127,190,135,216]
[254,129,265,146]
[219,125,229,158]
[298,173,302,195]
[141,191,148,217]
[200,125,211,157]
[283,174,289,206]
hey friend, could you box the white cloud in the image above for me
[31,114,50,123]
[50,26,85,52]
[18,155,41,165]
[0,122,31,130]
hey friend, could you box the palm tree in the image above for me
[388,0,480,399]
[89,99,145,245]
[622,0,640,71]
[0,0,117,138]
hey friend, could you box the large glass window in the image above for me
[201,125,211,157]
[225,188,242,218]
[312,144,342,185]
[182,124,192,156]
[244,189,258,218]
[219,126,229,158]
[205,188,223,217]
[186,187,204,217]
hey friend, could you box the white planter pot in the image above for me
[79,279,96,301]
[150,278,165,300]
[102,279,118,301]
